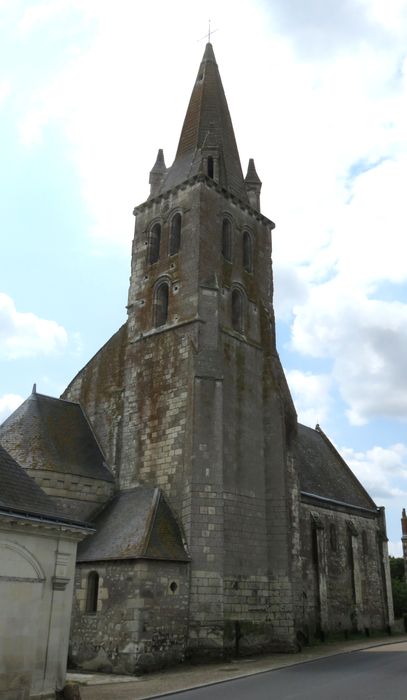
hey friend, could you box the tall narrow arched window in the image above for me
[243,231,253,273]
[169,213,181,255]
[148,223,161,264]
[330,524,337,552]
[231,289,243,333]
[86,571,99,613]
[362,530,369,555]
[154,281,169,327]
[207,156,214,179]
[222,219,232,261]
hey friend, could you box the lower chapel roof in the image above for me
[77,487,189,563]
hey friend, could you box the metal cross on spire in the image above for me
[198,19,218,43]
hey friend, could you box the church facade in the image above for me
[0,43,393,676]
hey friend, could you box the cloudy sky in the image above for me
[1,0,407,553]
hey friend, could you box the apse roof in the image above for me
[0,391,113,483]
[297,424,377,511]
[77,487,189,562]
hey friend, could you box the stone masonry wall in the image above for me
[119,325,194,511]
[68,177,301,660]
[62,324,128,476]
[299,502,389,639]
[70,559,189,673]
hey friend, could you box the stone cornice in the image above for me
[133,174,275,228]
[0,509,93,540]
[301,491,379,518]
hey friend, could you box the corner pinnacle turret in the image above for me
[149,148,167,197]
[244,158,262,211]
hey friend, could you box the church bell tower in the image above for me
[121,42,299,655]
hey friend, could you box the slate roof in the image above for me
[77,487,189,562]
[0,391,113,482]
[296,424,377,511]
[0,443,87,525]
[159,43,248,203]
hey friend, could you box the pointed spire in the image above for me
[149,148,167,197]
[159,43,248,202]
[244,158,262,211]
[402,508,407,536]
[32,383,37,394]
[150,148,166,174]
[245,158,261,185]
[202,41,216,63]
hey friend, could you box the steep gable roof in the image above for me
[0,391,113,483]
[77,487,189,562]
[0,444,89,527]
[159,43,248,202]
[0,443,60,518]
[296,423,377,511]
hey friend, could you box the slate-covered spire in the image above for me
[158,43,248,203]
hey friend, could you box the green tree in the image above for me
[390,556,405,582]
[389,557,407,618]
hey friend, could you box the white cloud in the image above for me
[388,540,403,557]
[0,80,10,107]
[16,0,267,248]
[18,0,65,37]
[267,0,388,58]
[286,369,332,427]
[0,393,24,423]
[290,283,407,425]
[0,293,68,359]
[341,442,407,499]
[273,266,309,321]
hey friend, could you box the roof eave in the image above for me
[301,491,380,516]
[0,507,94,533]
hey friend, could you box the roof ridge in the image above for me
[32,391,81,407]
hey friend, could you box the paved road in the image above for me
[154,642,407,700]
[77,638,407,700]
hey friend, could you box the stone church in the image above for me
[0,43,393,675]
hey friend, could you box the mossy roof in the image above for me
[0,391,113,482]
[158,42,248,203]
[0,443,87,525]
[297,424,377,511]
[77,487,189,562]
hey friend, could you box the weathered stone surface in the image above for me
[62,42,393,669]
[70,560,189,673]
[0,41,393,679]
